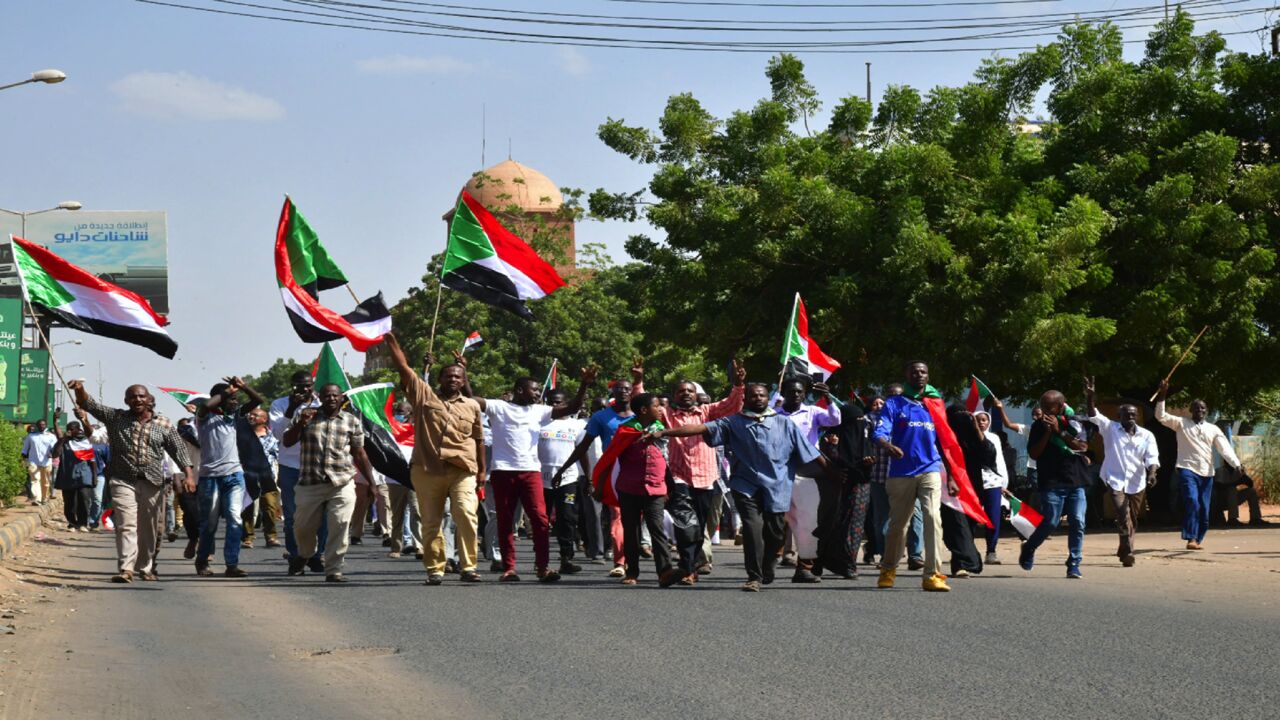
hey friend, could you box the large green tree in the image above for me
[590,11,1279,408]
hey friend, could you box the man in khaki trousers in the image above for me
[382,333,486,586]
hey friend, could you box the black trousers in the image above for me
[61,486,93,528]
[688,486,720,568]
[941,505,983,574]
[544,485,579,561]
[177,490,201,541]
[618,492,672,580]
[733,490,786,582]
[575,476,604,558]
[665,483,706,574]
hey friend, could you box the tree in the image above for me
[590,18,1280,409]
[243,357,312,403]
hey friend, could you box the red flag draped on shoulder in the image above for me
[590,425,644,508]
[275,197,391,352]
[922,397,993,528]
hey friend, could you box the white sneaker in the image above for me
[985,552,1001,565]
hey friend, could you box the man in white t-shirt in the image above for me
[458,357,596,582]
[539,388,590,575]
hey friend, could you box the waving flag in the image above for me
[462,331,484,354]
[908,386,993,529]
[441,191,566,320]
[1003,494,1044,539]
[590,424,640,509]
[275,197,392,351]
[11,236,178,358]
[345,383,414,484]
[542,359,558,393]
[966,375,995,413]
[780,293,840,382]
[156,386,209,409]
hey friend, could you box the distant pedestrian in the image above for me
[22,419,57,506]
[52,409,97,531]
[1155,380,1242,550]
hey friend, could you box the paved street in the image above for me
[1,522,1277,719]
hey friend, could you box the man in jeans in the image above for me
[194,376,264,577]
[1020,390,1091,578]
[69,380,193,583]
[659,382,826,592]
[270,370,324,573]
[1154,380,1242,550]
[1084,377,1159,567]
[872,362,956,593]
[283,383,376,582]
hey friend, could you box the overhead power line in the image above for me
[135,0,1276,53]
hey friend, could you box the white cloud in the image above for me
[355,54,475,75]
[110,71,284,122]
[555,47,590,76]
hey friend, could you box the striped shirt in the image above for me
[656,385,745,488]
[82,395,190,486]
[291,409,365,487]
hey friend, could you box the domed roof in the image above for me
[461,159,563,213]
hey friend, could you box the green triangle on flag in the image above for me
[966,375,995,413]
[311,342,351,391]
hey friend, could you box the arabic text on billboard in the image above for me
[0,211,169,314]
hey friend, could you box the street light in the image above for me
[0,201,84,240]
[0,69,68,92]
[53,340,82,349]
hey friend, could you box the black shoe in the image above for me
[414,552,424,561]
[639,544,653,559]
[696,563,713,575]
[445,559,460,574]
[490,560,502,572]
[225,566,248,578]
[166,531,178,543]
[307,556,325,573]
[425,574,444,586]
[559,560,582,574]
[459,571,482,583]
[907,557,925,571]
[382,537,393,547]
[195,563,213,577]
[288,557,306,576]
[1249,518,1273,527]
[792,568,822,583]
[183,539,197,560]
[325,574,348,583]
[349,536,363,545]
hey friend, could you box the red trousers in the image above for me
[490,470,551,573]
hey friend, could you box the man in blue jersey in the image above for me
[872,361,957,592]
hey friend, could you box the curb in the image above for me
[0,502,57,562]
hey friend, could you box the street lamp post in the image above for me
[0,69,67,93]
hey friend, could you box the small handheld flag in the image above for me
[966,375,995,413]
[462,331,484,354]
[311,342,351,392]
[156,386,209,409]
[539,359,559,401]
[1002,494,1044,539]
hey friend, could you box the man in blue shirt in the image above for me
[872,362,957,593]
[660,382,826,592]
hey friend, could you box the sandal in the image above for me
[621,577,638,586]
[111,571,134,584]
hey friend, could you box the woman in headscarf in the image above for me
[973,410,1011,564]
[942,405,987,577]
[52,410,98,532]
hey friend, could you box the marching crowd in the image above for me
[22,332,1267,592]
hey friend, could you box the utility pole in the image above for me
[1164,0,1168,20]
[865,62,871,106]
[1272,25,1279,56]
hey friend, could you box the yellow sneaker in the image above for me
[877,568,896,589]
[922,573,951,592]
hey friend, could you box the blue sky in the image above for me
[2,0,1274,407]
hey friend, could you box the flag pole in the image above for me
[427,279,444,355]
[27,302,73,401]
[538,358,557,402]
[1148,325,1210,402]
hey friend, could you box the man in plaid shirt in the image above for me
[283,382,376,583]
[69,380,193,584]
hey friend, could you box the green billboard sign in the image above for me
[0,298,21,406]
[0,349,50,423]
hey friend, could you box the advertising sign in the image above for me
[0,211,169,313]
[0,349,49,423]
[0,298,20,406]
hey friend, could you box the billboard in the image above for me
[0,211,169,314]
[0,298,20,406]
[0,349,50,423]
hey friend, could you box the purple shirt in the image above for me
[776,403,842,448]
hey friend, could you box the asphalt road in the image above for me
[2,523,1277,720]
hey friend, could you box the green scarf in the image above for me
[622,417,666,434]
[903,384,943,400]
[1046,405,1080,455]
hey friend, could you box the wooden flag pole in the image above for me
[1149,324,1210,402]
[427,280,444,355]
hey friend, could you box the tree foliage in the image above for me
[243,357,312,403]
[590,12,1280,409]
